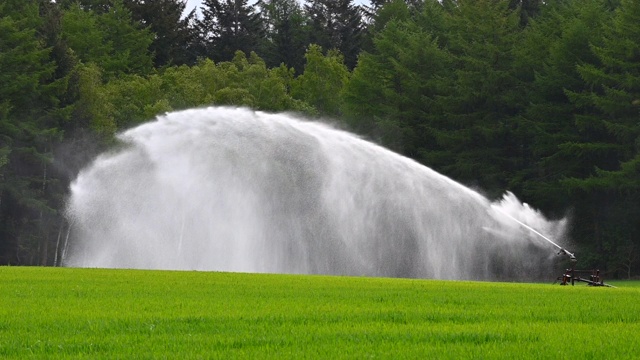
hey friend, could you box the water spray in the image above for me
[62,107,588,282]
[491,206,572,256]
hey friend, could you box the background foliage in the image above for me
[0,0,638,277]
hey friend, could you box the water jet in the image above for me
[64,107,569,281]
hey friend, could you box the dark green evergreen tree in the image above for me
[427,0,524,194]
[508,0,542,26]
[123,0,199,67]
[0,0,63,265]
[197,0,264,62]
[343,0,451,154]
[56,0,115,14]
[513,0,609,212]
[561,0,640,274]
[304,0,365,69]
[59,0,154,79]
[257,0,308,73]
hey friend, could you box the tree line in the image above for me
[0,0,638,277]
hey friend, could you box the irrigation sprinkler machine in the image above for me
[555,248,613,287]
[496,207,614,287]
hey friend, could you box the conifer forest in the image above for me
[0,0,638,277]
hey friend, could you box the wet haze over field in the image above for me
[65,107,567,280]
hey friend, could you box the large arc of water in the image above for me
[64,107,567,280]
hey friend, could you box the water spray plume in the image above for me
[492,205,577,265]
[491,205,562,250]
[64,107,568,281]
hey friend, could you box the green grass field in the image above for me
[1,267,639,359]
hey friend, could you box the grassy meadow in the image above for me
[1,267,639,359]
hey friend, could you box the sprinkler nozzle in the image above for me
[559,248,577,263]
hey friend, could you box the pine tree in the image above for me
[342,0,451,155]
[257,0,308,73]
[123,0,199,67]
[508,0,542,27]
[561,0,640,273]
[60,0,154,79]
[514,0,610,211]
[197,0,264,62]
[304,0,365,69]
[574,0,640,166]
[427,0,524,193]
[0,0,63,265]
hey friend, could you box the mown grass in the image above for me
[1,267,639,359]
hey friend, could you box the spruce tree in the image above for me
[342,0,450,155]
[124,0,199,67]
[562,0,640,273]
[427,0,523,193]
[515,0,609,212]
[304,0,365,69]
[0,1,62,265]
[60,0,154,79]
[198,0,264,62]
[257,0,308,73]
